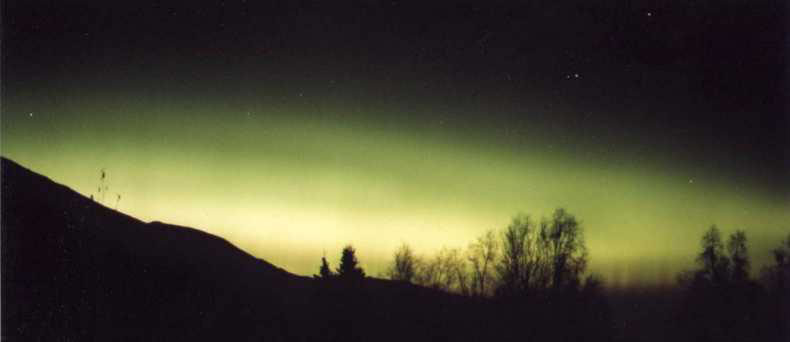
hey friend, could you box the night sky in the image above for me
[3,0,788,286]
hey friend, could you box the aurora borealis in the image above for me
[3,1,787,286]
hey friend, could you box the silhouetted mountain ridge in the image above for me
[1,157,482,341]
[1,157,311,340]
[2,157,287,272]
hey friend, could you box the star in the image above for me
[646,12,653,17]
[28,112,34,118]
[688,179,694,184]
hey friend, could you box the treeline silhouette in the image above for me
[381,209,593,297]
[675,227,789,342]
[312,209,613,342]
[3,156,788,341]
[313,213,789,342]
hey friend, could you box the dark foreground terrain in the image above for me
[0,158,499,341]
[4,157,787,342]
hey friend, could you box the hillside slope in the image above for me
[1,158,481,341]
[1,158,314,340]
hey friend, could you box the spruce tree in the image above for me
[317,256,334,279]
[337,245,365,280]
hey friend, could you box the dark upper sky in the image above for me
[6,0,788,187]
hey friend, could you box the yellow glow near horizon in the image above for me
[3,95,788,286]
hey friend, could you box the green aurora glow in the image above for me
[3,84,788,287]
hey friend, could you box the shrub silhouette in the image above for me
[97,168,109,204]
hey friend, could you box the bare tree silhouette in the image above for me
[495,214,534,296]
[468,230,498,297]
[677,226,770,342]
[415,247,467,293]
[386,243,419,283]
[697,225,730,284]
[546,208,587,291]
[727,230,749,283]
[494,208,587,296]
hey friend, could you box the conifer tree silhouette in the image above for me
[316,256,335,279]
[337,245,365,280]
